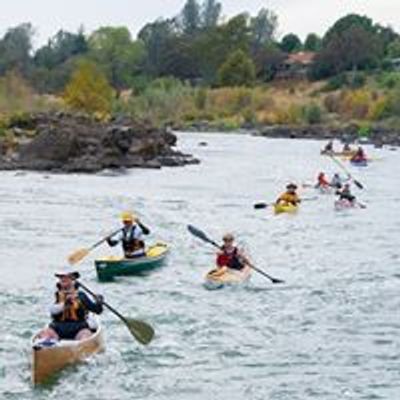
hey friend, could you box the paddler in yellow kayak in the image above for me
[276,183,301,206]
[107,211,150,259]
[209,233,251,277]
[35,270,104,343]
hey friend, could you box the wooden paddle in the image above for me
[78,281,154,345]
[329,155,364,189]
[187,225,284,284]
[68,228,122,265]
[254,196,318,210]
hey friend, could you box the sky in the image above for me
[0,0,399,47]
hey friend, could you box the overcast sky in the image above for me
[1,0,399,47]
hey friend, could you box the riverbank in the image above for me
[0,112,199,173]
[179,122,400,147]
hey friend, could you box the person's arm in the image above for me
[107,230,123,247]
[137,221,150,235]
[78,292,103,314]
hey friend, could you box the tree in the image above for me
[63,60,114,115]
[201,0,221,28]
[250,8,278,51]
[138,19,177,77]
[218,50,256,87]
[254,42,286,81]
[304,33,322,51]
[88,27,146,90]
[181,0,201,35]
[280,33,302,53]
[0,23,34,76]
[388,39,400,58]
[34,29,87,69]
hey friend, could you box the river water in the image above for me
[1,133,399,399]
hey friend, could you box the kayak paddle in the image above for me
[68,228,122,265]
[78,281,154,345]
[187,225,284,284]
[254,196,318,210]
[329,155,364,189]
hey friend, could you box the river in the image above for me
[1,132,399,399]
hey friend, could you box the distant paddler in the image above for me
[321,140,334,154]
[336,183,356,204]
[276,183,301,206]
[35,269,104,343]
[350,146,368,163]
[315,172,330,190]
[107,211,150,259]
[330,172,350,189]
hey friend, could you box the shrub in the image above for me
[218,50,256,87]
[64,60,114,115]
[303,103,322,124]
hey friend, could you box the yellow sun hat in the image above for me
[120,211,137,222]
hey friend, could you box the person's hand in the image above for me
[96,294,104,304]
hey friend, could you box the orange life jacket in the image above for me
[55,288,87,322]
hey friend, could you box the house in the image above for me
[276,51,316,80]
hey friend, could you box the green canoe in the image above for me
[95,242,169,281]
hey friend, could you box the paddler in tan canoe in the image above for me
[35,270,104,343]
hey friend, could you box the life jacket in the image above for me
[278,192,299,205]
[318,175,329,186]
[122,225,144,254]
[54,286,87,322]
[216,247,244,270]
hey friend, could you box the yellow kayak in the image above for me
[273,203,298,214]
[204,265,252,290]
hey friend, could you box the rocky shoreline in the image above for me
[0,112,199,173]
[180,121,400,147]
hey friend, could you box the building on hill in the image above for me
[276,51,316,80]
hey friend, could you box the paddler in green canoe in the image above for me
[209,233,251,277]
[107,211,150,259]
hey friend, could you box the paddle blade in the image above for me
[187,225,209,242]
[254,203,268,209]
[68,248,90,265]
[353,180,364,189]
[124,318,155,345]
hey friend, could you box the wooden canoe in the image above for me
[204,265,252,290]
[31,323,105,385]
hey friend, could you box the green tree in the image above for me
[201,0,221,28]
[304,33,322,51]
[138,19,177,77]
[250,8,278,51]
[181,0,201,35]
[254,42,286,81]
[0,23,34,76]
[280,33,302,53]
[388,39,400,58]
[218,50,256,87]
[88,27,146,90]
[64,60,114,115]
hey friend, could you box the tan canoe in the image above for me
[204,265,252,290]
[31,323,105,385]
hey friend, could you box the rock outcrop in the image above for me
[0,112,199,172]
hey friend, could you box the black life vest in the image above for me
[122,225,144,254]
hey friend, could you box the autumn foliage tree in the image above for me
[63,60,114,115]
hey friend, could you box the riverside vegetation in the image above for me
[1,0,400,156]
